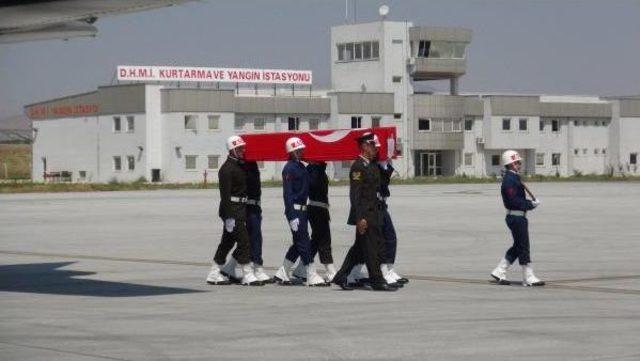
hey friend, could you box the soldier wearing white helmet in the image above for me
[205,135,263,286]
[274,137,328,286]
[490,150,545,286]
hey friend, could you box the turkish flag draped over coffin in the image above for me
[241,127,397,162]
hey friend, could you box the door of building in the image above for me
[419,152,441,176]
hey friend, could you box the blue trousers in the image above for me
[504,215,531,265]
[246,209,264,266]
[284,210,313,265]
[381,207,397,264]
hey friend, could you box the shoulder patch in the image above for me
[352,171,361,181]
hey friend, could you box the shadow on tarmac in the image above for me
[0,261,204,297]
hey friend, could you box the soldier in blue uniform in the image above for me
[274,137,328,286]
[490,150,545,286]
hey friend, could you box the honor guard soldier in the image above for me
[274,137,328,286]
[491,150,545,287]
[332,132,397,291]
[206,135,263,286]
[220,160,273,284]
[291,161,336,282]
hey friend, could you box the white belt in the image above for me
[230,196,247,203]
[308,200,330,209]
[246,199,261,206]
[293,204,307,211]
[506,210,526,216]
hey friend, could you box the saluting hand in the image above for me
[357,219,368,235]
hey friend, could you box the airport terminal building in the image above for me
[26,20,640,183]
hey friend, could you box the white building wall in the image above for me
[32,117,99,182]
[619,117,640,175]
[568,118,610,175]
[459,117,484,177]
[97,113,147,183]
[536,118,569,176]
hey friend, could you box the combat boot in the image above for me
[274,259,301,286]
[292,261,307,281]
[252,263,273,284]
[240,264,263,286]
[306,263,329,287]
[491,258,511,285]
[221,257,241,283]
[522,264,545,287]
[323,263,337,283]
[206,263,232,285]
[381,263,402,288]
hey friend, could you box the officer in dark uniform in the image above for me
[220,160,272,283]
[490,150,545,287]
[332,132,397,291]
[274,137,327,286]
[206,135,263,286]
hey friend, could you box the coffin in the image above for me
[241,127,397,161]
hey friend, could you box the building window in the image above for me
[464,153,473,166]
[254,118,265,130]
[288,116,300,131]
[337,41,380,62]
[126,116,135,132]
[417,40,430,57]
[539,120,545,131]
[372,116,381,128]
[552,153,561,166]
[594,149,599,155]
[583,148,588,155]
[416,40,466,59]
[78,171,87,181]
[519,118,528,131]
[113,116,121,132]
[208,115,219,130]
[185,155,197,170]
[207,155,219,169]
[392,76,402,83]
[234,118,244,130]
[257,161,265,169]
[418,118,431,131]
[309,118,320,130]
[127,155,135,171]
[631,153,638,165]
[464,119,473,131]
[113,156,122,171]
[574,149,579,155]
[502,118,511,131]
[185,115,198,132]
[602,148,606,154]
[536,153,545,166]
[351,116,362,129]
[452,119,462,132]
[491,155,500,166]
[552,119,559,132]
[392,39,403,44]
[394,113,402,119]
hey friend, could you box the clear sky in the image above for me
[1,0,639,118]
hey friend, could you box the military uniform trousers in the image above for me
[284,210,313,265]
[504,215,531,265]
[308,206,333,265]
[335,223,386,285]
[381,206,397,265]
[213,219,251,265]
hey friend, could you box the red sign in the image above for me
[26,103,99,119]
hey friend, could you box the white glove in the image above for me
[289,218,300,232]
[531,199,541,208]
[377,160,389,170]
[224,218,235,233]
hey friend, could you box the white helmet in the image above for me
[285,137,306,153]
[502,150,522,166]
[226,135,246,151]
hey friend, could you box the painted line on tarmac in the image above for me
[2,250,639,296]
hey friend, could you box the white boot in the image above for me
[221,257,241,283]
[389,264,409,284]
[241,263,263,286]
[306,263,329,287]
[274,259,299,285]
[206,263,231,285]
[491,258,511,284]
[347,263,368,285]
[522,264,545,287]
[381,264,400,287]
[292,260,307,280]
[324,263,337,283]
[253,263,273,283]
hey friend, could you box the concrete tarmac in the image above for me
[1,182,639,360]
